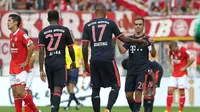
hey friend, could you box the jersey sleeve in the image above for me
[123,43,129,50]
[38,31,45,47]
[182,47,191,59]
[65,28,74,47]
[111,20,122,39]
[21,31,33,47]
[82,24,90,42]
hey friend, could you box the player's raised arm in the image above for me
[111,20,147,45]
[116,40,127,54]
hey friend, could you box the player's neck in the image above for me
[96,14,105,19]
[11,27,19,34]
[50,21,58,25]
[135,32,144,37]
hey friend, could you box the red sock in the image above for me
[23,94,38,112]
[166,93,173,111]
[14,98,22,112]
[179,93,185,111]
[24,101,32,112]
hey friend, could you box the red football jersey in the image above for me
[10,29,33,75]
[169,46,191,77]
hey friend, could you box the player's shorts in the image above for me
[10,71,28,86]
[125,74,146,92]
[45,63,67,89]
[26,68,36,90]
[168,75,188,89]
[155,69,163,87]
[145,69,163,88]
[90,60,120,88]
[66,68,79,85]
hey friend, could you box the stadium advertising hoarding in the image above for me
[0,77,199,107]
[0,11,197,41]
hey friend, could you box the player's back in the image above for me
[39,25,73,66]
[149,60,163,73]
[83,18,120,62]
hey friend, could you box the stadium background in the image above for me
[0,0,200,112]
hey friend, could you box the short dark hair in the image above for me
[48,10,59,21]
[169,41,178,49]
[94,2,107,14]
[21,28,28,35]
[9,14,21,27]
[134,16,145,24]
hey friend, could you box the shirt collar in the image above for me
[13,29,20,35]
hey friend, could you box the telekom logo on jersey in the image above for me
[130,45,143,53]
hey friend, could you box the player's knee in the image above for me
[179,89,185,94]
[125,92,133,100]
[92,88,100,96]
[135,90,143,100]
[168,87,175,94]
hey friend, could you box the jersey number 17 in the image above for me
[92,24,107,42]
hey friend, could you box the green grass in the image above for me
[0,106,200,112]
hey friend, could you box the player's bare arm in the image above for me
[180,54,195,72]
[19,43,34,69]
[39,46,46,82]
[68,46,76,69]
[149,38,156,57]
[118,34,148,46]
[116,40,126,54]
[168,55,174,71]
[82,42,89,72]
[29,53,36,68]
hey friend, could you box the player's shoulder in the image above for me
[179,46,187,52]
[144,34,151,38]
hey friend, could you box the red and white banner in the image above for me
[145,16,197,41]
[115,0,149,17]
[0,11,197,41]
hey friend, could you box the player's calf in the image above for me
[51,92,62,112]
[179,89,185,112]
[92,88,101,112]
[134,90,143,112]
[125,92,134,111]
[143,97,154,112]
[166,87,175,112]
[106,85,120,111]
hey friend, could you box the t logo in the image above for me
[130,45,136,53]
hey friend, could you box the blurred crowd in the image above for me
[1,0,200,15]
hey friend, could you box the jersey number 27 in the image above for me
[45,33,62,51]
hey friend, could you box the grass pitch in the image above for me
[0,106,200,112]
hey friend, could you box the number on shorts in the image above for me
[148,82,153,88]
[138,82,143,89]
[45,33,62,51]
[92,24,107,42]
